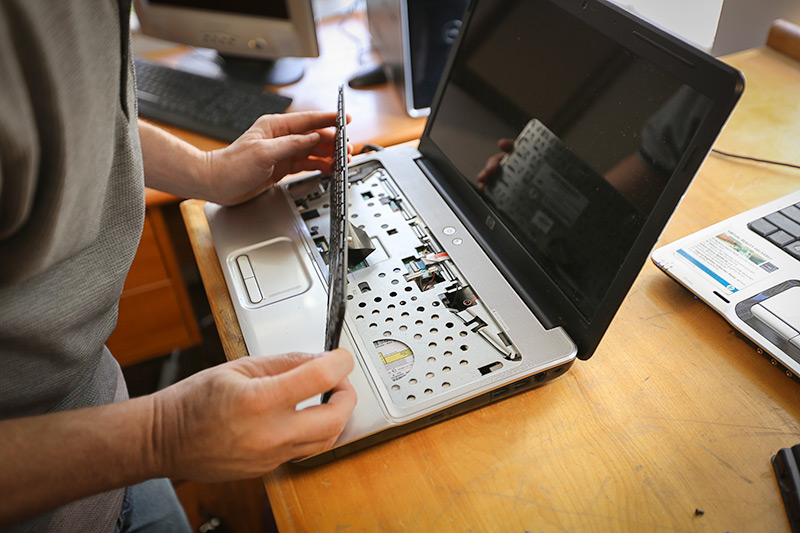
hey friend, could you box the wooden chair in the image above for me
[766,19,800,61]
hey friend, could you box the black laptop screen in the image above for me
[427,0,713,320]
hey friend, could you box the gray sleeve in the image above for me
[0,40,40,241]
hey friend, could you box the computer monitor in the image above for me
[364,0,467,118]
[134,0,319,85]
[711,0,800,56]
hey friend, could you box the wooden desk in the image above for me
[180,45,800,530]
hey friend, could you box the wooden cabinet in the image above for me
[107,196,201,367]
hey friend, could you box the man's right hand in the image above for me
[152,348,357,481]
[0,349,356,526]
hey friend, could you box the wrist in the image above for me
[146,388,181,479]
[139,119,218,200]
[200,148,224,203]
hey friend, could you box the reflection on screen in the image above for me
[428,0,712,319]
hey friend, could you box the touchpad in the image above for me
[229,237,312,308]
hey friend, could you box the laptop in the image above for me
[652,190,800,381]
[203,0,743,465]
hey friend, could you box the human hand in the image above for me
[151,348,356,481]
[475,138,514,190]
[203,111,352,206]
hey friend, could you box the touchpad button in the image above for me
[761,286,800,332]
[231,237,312,308]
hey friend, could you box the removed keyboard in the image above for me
[135,58,292,143]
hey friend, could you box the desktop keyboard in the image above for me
[134,58,292,143]
[748,203,800,261]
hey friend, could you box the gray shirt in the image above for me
[0,0,144,530]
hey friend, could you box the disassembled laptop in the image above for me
[297,150,526,409]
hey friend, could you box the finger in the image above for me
[498,138,515,151]
[281,378,357,463]
[285,382,357,445]
[230,351,319,378]
[257,111,339,137]
[314,125,338,140]
[307,142,335,158]
[289,157,334,175]
[289,437,341,463]
[309,127,353,155]
[255,132,322,165]
[303,142,351,163]
[476,152,505,182]
[270,348,354,404]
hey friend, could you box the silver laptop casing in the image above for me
[204,145,576,457]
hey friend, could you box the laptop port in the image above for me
[512,377,530,389]
[490,386,510,399]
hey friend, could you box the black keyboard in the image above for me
[748,203,800,261]
[134,58,292,143]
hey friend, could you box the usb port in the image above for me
[512,377,530,390]
[491,386,510,400]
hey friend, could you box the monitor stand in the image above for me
[179,48,306,86]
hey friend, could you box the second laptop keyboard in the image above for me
[135,58,292,143]
[748,203,800,261]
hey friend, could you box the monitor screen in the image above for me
[426,0,716,322]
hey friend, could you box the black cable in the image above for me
[359,143,384,154]
[711,148,800,171]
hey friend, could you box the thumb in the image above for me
[269,349,354,404]
[229,352,318,379]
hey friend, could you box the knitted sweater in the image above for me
[0,1,144,530]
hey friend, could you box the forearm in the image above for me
[138,118,212,199]
[0,349,357,526]
[0,395,162,526]
[139,111,344,206]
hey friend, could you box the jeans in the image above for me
[115,478,192,533]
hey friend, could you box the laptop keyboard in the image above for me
[748,203,800,261]
[324,85,348,353]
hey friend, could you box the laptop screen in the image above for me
[426,0,715,321]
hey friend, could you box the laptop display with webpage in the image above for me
[203,0,743,464]
[652,190,800,381]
